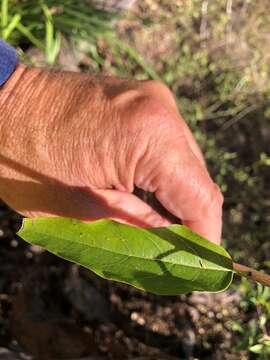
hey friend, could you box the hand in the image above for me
[0,65,223,243]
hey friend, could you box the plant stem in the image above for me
[233,262,270,288]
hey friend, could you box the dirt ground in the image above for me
[0,201,249,360]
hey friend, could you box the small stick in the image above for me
[233,262,270,288]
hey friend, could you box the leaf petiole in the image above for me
[233,262,270,288]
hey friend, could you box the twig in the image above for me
[233,262,270,288]
[226,0,233,45]
[200,0,209,44]
[219,103,258,131]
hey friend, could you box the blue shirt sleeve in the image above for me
[0,40,18,86]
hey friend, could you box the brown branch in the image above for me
[233,262,270,288]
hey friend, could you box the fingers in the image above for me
[135,134,223,244]
[95,189,172,228]
[183,217,222,245]
[156,163,223,244]
[15,184,171,228]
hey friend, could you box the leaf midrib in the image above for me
[26,229,232,273]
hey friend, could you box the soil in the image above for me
[0,201,247,360]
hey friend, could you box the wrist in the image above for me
[0,64,27,107]
[0,65,45,146]
[0,64,32,140]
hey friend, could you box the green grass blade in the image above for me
[2,13,21,41]
[16,22,44,50]
[1,0,9,32]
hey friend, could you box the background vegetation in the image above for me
[1,0,270,359]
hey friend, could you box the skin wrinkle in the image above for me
[56,94,96,183]
[136,99,173,136]
[112,110,126,189]
[135,116,221,224]
[93,125,114,189]
[0,69,37,149]
[42,72,105,186]
[79,86,116,189]
[116,123,144,193]
[0,66,223,243]
[73,103,104,187]
[134,129,186,192]
[2,69,50,164]
[159,164,215,221]
[181,164,222,218]
[134,140,160,192]
[99,87,140,192]
[0,65,27,107]
[106,101,122,189]
[131,100,181,191]
[123,132,144,193]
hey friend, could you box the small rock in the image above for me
[65,265,110,323]
[0,348,20,360]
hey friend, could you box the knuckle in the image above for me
[122,93,174,136]
[141,80,177,109]
[116,80,178,136]
[141,79,171,94]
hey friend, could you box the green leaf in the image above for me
[18,218,234,295]
[249,344,263,354]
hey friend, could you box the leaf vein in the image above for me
[30,232,232,273]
